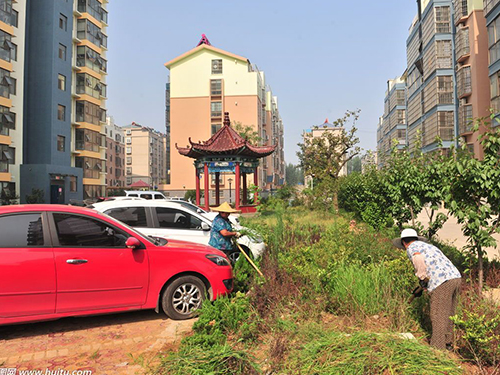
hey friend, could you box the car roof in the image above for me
[90,200,201,210]
[0,204,98,215]
[125,190,165,195]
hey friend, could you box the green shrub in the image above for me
[183,292,260,348]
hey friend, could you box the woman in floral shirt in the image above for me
[208,202,241,256]
[393,228,462,350]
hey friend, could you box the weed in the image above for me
[286,330,463,375]
[89,350,101,360]
[154,344,259,375]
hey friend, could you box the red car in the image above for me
[0,205,233,325]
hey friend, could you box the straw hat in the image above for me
[392,228,427,249]
[211,202,240,213]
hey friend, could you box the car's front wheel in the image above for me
[161,276,206,320]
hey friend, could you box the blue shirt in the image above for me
[406,241,461,292]
[209,214,234,251]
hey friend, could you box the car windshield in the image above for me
[174,201,208,214]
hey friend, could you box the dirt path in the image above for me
[0,310,194,375]
[415,207,500,261]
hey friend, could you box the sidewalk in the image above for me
[415,208,500,261]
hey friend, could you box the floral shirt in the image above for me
[406,241,461,292]
[208,214,234,251]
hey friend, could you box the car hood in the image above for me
[163,238,225,255]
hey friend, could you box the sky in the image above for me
[106,1,417,165]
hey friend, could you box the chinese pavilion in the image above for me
[176,112,276,212]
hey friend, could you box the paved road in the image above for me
[0,310,194,375]
[415,207,500,261]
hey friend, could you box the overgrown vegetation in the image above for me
[152,207,500,374]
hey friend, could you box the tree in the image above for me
[347,156,362,174]
[443,116,500,291]
[297,110,361,211]
[232,121,261,145]
[25,188,45,204]
[285,163,304,186]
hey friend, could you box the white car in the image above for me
[88,200,265,263]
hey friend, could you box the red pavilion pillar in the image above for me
[235,163,241,210]
[215,172,220,206]
[204,163,210,211]
[195,168,201,207]
[254,166,259,204]
[242,173,247,205]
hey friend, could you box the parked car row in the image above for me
[0,204,233,325]
[88,200,265,263]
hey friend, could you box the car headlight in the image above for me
[206,254,231,266]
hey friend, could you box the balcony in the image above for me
[458,105,474,134]
[455,27,470,62]
[485,0,500,15]
[454,0,468,23]
[457,66,472,98]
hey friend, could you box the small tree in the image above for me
[0,189,19,205]
[232,121,261,145]
[25,188,45,204]
[444,116,500,291]
[285,163,304,186]
[297,110,361,211]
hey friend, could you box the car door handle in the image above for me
[66,259,88,265]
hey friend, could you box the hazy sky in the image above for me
[106,1,417,164]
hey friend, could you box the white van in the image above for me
[125,190,166,200]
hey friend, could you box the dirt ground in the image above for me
[0,310,194,375]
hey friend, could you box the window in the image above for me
[59,14,67,31]
[126,147,132,154]
[57,105,65,121]
[75,128,102,152]
[77,0,107,23]
[0,144,14,172]
[211,124,222,135]
[75,156,102,179]
[104,207,148,227]
[126,137,131,144]
[0,0,15,27]
[75,100,106,125]
[10,9,17,27]
[155,208,201,229]
[435,6,450,34]
[126,157,132,164]
[53,213,128,247]
[211,101,222,118]
[76,46,107,73]
[70,176,77,192]
[0,30,14,62]
[211,79,222,95]
[211,59,222,74]
[58,74,66,91]
[126,167,132,174]
[58,44,66,61]
[0,213,44,247]
[77,19,107,48]
[57,135,65,151]
[76,73,106,98]
[0,68,13,98]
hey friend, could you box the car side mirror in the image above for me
[126,237,142,249]
[201,222,210,231]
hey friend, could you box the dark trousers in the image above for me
[429,278,461,349]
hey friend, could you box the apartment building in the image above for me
[485,0,500,125]
[20,0,108,203]
[164,35,285,198]
[454,0,490,158]
[122,122,167,190]
[377,76,407,161]
[263,90,285,190]
[105,117,125,190]
[0,0,25,201]
[406,0,456,154]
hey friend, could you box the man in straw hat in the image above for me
[209,202,241,257]
[393,228,461,350]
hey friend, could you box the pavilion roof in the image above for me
[176,113,276,159]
